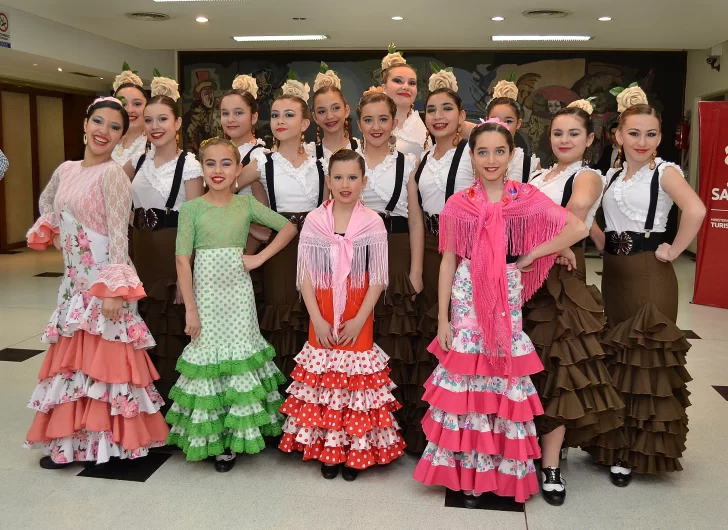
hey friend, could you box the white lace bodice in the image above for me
[252,150,322,213]
[357,149,417,218]
[131,151,202,211]
[237,140,267,196]
[418,145,474,216]
[507,147,540,183]
[112,134,148,167]
[394,112,429,159]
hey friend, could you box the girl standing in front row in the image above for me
[166,138,297,472]
[278,149,406,481]
[413,119,588,506]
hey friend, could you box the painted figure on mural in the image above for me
[184,71,222,151]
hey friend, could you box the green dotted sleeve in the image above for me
[176,201,195,255]
[248,195,288,232]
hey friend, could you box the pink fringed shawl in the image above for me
[439,179,567,371]
[297,200,389,337]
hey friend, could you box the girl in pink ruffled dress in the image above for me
[24,97,168,469]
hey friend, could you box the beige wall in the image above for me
[35,96,65,190]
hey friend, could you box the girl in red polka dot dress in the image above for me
[278,149,406,480]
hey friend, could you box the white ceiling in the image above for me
[2,0,728,51]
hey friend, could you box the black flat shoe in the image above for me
[541,467,566,506]
[610,462,632,487]
[321,463,340,480]
[214,457,236,473]
[342,466,359,482]
[39,456,72,470]
[463,494,484,509]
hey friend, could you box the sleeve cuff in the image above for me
[27,218,59,251]
[90,264,146,301]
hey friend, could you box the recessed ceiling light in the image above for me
[196,16,208,23]
[57,67,63,72]
[492,35,593,42]
[598,16,612,21]
[32,63,39,67]
[233,35,328,42]
[100,77,104,80]
[492,16,505,21]
[391,16,404,21]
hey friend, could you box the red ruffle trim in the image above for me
[412,460,539,503]
[279,434,406,470]
[89,283,146,303]
[280,395,401,434]
[428,339,543,377]
[422,378,544,420]
[421,414,541,461]
[27,221,59,251]
[290,364,394,390]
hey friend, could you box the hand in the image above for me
[655,243,676,263]
[555,248,577,271]
[174,282,184,304]
[101,297,123,320]
[516,252,535,272]
[409,271,423,301]
[437,319,452,351]
[338,315,365,347]
[52,234,61,250]
[243,254,265,271]
[185,309,202,339]
[312,316,334,349]
[591,230,605,252]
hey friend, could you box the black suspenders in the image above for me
[265,153,325,212]
[316,160,325,206]
[560,173,578,207]
[413,139,468,207]
[384,152,405,215]
[414,152,429,207]
[606,163,663,232]
[316,137,359,161]
[521,150,532,183]
[242,144,263,166]
[134,153,186,211]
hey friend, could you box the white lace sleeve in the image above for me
[252,148,268,179]
[27,164,63,246]
[182,152,203,181]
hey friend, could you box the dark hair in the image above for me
[221,89,259,114]
[199,137,241,165]
[618,103,662,129]
[328,148,365,177]
[147,95,181,119]
[487,97,522,119]
[87,99,129,136]
[469,121,515,153]
[114,83,148,103]
[356,91,396,120]
[273,94,311,120]
[551,107,594,135]
[425,88,463,111]
[382,62,417,83]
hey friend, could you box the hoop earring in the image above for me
[453,126,462,147]
[615,146,623,169]
[422,131,430,152]
[83,133,87,145]
[298,133,305,155]
[316,126,321,145]
[389,135,396,154]
[649,150,657,170]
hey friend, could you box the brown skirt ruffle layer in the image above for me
[524,247,624,446]
[583,252,691,474]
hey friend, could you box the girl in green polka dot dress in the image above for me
[167,137,298,472]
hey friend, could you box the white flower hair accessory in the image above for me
[567,97,596,115]
[610,82,649,113]
[428,63,458,92]
[313,62,341,92]
[281,71,311,101]
[381,42,407,71]
[113,62,143,92]
[492,78,519,101]
[151,70,180,102]
[232,74,259,99]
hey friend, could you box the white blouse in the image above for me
[131,151,202,211]
[394,112,429,159]
[252,150,322,213]
[529,162,605,229]
[357,150,417,218]
[237,140,267,196]
[507,147,540,183]
[304,137,361,170]
[112,134,148,167]
[418,145,474,216]
[603,158,680,234]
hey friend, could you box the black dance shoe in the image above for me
[39,456,72,470]
[610,461,632,487]
[342,466,359,482]
[541,467,566,506]
[214,456,237,473]
[321,463,340,479]
[462,494,484,509]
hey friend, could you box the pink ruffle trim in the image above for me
[428,339,543,377]
[27,220,59,251]
[91,265,145,302]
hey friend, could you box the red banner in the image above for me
[694,101,728,308]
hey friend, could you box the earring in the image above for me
[298,133,305,155]
[389,135,396,154]
[252,128,256,140]
[235,178,239,190]
[422,131,430,152]
[203,179,207,189]
[453,126,462,147]
[83,133,87,145]
[316,126,321,145]
[361,136,366,151]
[615,146,623,169]
[649,150,657,170]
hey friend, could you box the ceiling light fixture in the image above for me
[233,35,328,42]
[196,16,209,23]
[492,16,505,21]
[100,77,104,80]
[391,16,404,21]
[57,67,63,72]
[32,63,39,67]
[492,35,593,42]
[598,16,612,21]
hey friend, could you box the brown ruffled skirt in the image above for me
[583,251,691,474]
[524,247,624,447]
[132,227,190,410]
[259,232,308,378]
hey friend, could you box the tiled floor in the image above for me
[1,248,727,530]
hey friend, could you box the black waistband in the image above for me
[604,231,664,256]
[377,213,409,234]
[279,212,310,231]
[423,212,440,237]
[133,208,178,231]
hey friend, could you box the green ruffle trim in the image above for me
[176,345,276,379]
[167,429,281,461]
[165,410,225,438]
[168,373,285,411]
[166,399,284,438]
[166,432,225,462]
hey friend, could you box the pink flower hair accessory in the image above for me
[478,117,506,126]
[87,97,124,113]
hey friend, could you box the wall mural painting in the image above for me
[179,51,686,165]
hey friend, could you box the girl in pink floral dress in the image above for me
[25,97,169,469]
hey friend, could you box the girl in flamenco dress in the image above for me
[25,97,169,468]
[278,149,406,481]
[413,119,588,506]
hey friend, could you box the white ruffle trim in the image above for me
[294,343,390,376]
[24,430,165,464]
